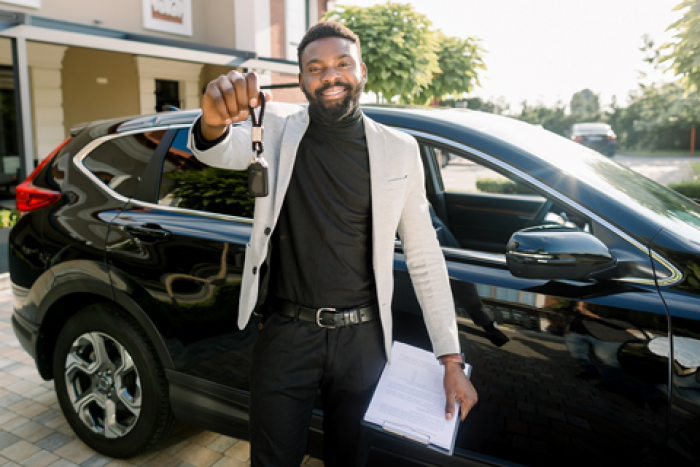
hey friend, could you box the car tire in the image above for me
[53,303,175,458]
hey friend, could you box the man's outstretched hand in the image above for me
[443,360,478,422]
[200,71,273,142]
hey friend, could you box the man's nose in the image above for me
[321,68,341,83]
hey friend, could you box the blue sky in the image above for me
[335,0,683,108]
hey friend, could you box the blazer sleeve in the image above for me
[396,139,461,358]
[187,116,253,170]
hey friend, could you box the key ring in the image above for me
[249,92,266,155]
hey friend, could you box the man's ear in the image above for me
[361,62,367,79]
[298,72,303,90]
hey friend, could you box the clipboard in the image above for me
[362,341,473,456]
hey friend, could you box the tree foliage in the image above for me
[662,0,700,93]
[422,32,485,102]
[325,3,439,102]
[324,3,484,103]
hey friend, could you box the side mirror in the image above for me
[506,225,616,281]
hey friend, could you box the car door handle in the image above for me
[124,223,171,241]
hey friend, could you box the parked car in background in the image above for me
[9,105,700,467]
[570,122,616,157]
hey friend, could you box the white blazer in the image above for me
[187,102,459,359]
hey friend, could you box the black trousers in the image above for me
[249,311,386,467]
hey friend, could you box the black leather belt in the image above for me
[269,298,377,328]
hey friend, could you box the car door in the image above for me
[391,138,670,467]
[105,127,258,431]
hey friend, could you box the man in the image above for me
[188,22,477,467]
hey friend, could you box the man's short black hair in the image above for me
[297,21,361,70]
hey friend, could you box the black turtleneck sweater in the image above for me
[269,105,376,309]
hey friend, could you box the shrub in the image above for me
[0,209,19,229]
[668,180,700,200]
[167,168,255,218]
[476,178,536,195]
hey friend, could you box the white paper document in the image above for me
[363,341,472,455]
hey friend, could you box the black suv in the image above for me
[10,107,700,467]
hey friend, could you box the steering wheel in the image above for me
[526,199,554,228]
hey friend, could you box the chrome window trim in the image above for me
[75,124,682,286]
[72,127,254,226]
[401,129,683,287]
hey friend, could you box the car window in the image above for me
[424,143,590,253]
[157,128,254,218]
[82,130,166,198]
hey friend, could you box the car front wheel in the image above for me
[53,303,175,458]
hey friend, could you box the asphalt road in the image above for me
[614,154,700,186]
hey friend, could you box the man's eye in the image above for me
[309,67,321,73]
[339,62,351,67]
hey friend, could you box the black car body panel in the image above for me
[10,106,700,466]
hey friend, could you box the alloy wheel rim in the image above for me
[64,332,142,438]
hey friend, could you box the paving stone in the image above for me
[0,395,24,409]
[35,433,73,452]
[223,442,249,463]
[141,453,180,467]
[205,438,236,455]
[80,455,112,467]
[174,445,221,467]
[209,457,246,467]
[0,440,40,463]
[9,422,52,443]
[52,440,94,464]
[0,433,20,454]
[45,459,80,467]
[33,411,62,426]
[17,449,58,467]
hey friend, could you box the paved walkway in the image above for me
[0,274,322,467]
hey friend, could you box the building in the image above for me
[0,0,332,185]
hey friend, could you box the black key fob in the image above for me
[248,158,269,197]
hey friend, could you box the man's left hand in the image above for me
[443,361,478,422]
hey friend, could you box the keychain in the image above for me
[248,92,269,197]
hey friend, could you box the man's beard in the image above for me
[302,78,365,122]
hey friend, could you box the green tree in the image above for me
[662,0,700,93]
[325,3,439,102]
[421,32,486,103]
[569,89,601,121]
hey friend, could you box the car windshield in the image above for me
[434,109,700,242]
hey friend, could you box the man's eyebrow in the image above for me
[305,54,354,66]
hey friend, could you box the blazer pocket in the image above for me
[388,175,408,183]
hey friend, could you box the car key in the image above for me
[248,92,269,197]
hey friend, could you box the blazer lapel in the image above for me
[273,108,310,219]
[364,115,387,241]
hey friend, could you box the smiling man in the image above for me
[188,22,477,467]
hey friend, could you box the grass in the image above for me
[618,149,698,158]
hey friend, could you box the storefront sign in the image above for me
[0,0,41,8]
[142,0,192,36]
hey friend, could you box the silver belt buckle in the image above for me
[316,307,337,328]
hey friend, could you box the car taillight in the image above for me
[605,135,616,141]
[573,136,585,142]
[16,137,72,213]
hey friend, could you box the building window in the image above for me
[155,79,180,112]
[286,0,308,60]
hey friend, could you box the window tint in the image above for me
[424,143,589,253]
[433,146,537,196]
[158,128,254,218]
[83,131,165,198]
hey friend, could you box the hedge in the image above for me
[476,178,536,195]
[668,180,700,200]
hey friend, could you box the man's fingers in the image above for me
[445,390,456,420]
[204,81,233,126]
[246,72,261,107]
